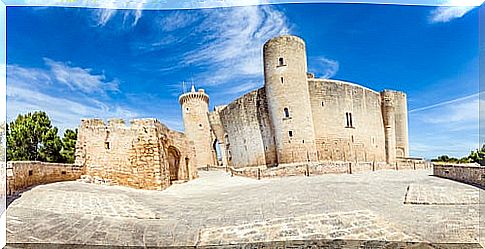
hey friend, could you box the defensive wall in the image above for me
[75,118,198,191]
[229,158,430,179]
[6,161,83,195]
[433,163,484,187]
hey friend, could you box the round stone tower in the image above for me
[179,86,215,168]
[263,35,317,165]
[381,90,396,164]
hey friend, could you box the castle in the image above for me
[75,35,410,190]
[181,35,408,170]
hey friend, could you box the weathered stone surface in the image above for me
[433,163,485,187]
[75,118,198,191]
[6,161,83,195]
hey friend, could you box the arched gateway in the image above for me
[167,146,181,182]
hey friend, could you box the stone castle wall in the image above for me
[6,161,83,195]
[230,159,429,179]
[433,163,484,187]
[309,79,386,163]
[218,88,277,168]
[75,118,197,191]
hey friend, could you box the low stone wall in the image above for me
[7,161,84,195]
[433,163,484,187]
[230,159,430,179]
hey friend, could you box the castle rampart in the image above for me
[75,118,197,190]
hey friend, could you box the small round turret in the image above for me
[179,86,215,168]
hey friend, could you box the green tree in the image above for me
[61,129,77,163]
[7,111,63,162]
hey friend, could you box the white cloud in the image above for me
[7,62,134,132]
[7,84,137,133]
[158,11,199,32]
[410,93,479,125]
[409,92,480,158]
[309,57,339,79]
[43,58,119,94]
[429,6,475,23]
[181,5,290,86]
[428,0,481,23]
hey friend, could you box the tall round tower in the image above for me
[381,90,396,164]
[179,86,215,168]
[263,35,317,165]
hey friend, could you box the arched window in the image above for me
[278,57,285,66]
[284,107,290,118]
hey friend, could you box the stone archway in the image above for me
[167,146,181,182]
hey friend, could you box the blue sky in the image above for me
[5,3,480,159]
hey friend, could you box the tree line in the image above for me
[6,111,77,163]
[431,145,485,165]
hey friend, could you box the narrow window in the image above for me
[284,108,290,118]
[105,142,110,150]
[28,170,33,176]
[278,57,285,66]
[345,112,354,128]
[321,102,324,107]
[281,77,284,84]
[289,131,293,137]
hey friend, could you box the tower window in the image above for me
[105,142,110,150]
[278,57,286,67]
[289,131,293,137]
[281,77,284,84]
[284,108,290,118]
[199,124,203,128]
[345,112,354,128]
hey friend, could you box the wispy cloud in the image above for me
[7,62,136,132]
[158,11,199,32]
[9,59,119,95]
[309,57,339,79]
[428,0,481,23]
[152,5,290,87]
[411,92,478,127]
[409,92,479,158]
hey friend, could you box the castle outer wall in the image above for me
[75,118,197,190]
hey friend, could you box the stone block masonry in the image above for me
[230,159,430,179]
[6,161,83,195]
[433,163,485,188]
[75,118,198,191]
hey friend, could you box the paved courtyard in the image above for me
[6,169,483,247]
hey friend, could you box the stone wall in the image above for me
[230,159,429,179]
[218,88,277,168]
[6,161,83,195]
[75,118,197,191]
[433,163,484,187]
[309,79,387,163]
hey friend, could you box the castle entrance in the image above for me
[168,146,180,182]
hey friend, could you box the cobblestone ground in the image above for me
[6,169,483,247]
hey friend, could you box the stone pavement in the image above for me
[6,169,483,247]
